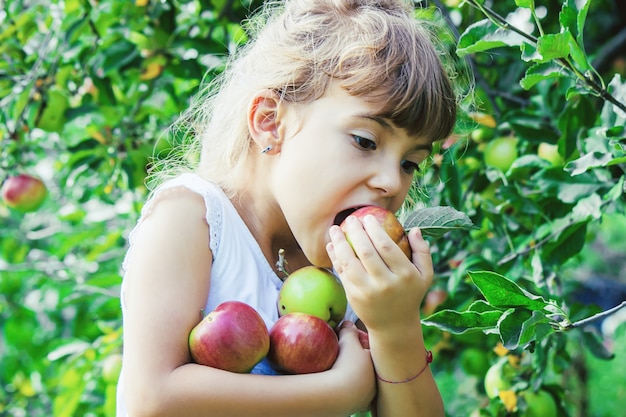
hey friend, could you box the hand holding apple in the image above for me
[188,301,270,373]
[340,206,411,259]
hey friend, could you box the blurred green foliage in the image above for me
[1,0,625,416]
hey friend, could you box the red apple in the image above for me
[341,206,411,259]
[188,301,270,373]
[1,174,48,213]
[268,313,339,374]
[278,266,347,329]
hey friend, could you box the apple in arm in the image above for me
[188,301,270,373]
[268,313,339,374]
[278,266,347,329]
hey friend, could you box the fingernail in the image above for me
[340,320,355,329]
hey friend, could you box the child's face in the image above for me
[269,82,432,268]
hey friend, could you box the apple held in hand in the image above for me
[268,313,339,374]
[278,266,347,329]
[340,206,411,259]
[1,174,48,213]
[189,301,270,373]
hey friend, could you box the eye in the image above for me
[401,160,421,174]
[353,135,377,150]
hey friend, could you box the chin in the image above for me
[307,251,333,270]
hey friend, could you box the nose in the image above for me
[367,158,404,197]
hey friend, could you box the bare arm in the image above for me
[327,217,445,417]
[122,188,375,417]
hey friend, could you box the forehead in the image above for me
[317,82,432,148]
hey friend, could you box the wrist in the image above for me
[375,350,433,384]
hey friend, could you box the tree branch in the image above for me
[564,301,626,330]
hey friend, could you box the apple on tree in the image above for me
[102,353,123,384]
[483,357,516,399]
[483,136,519,172]
[520,389,558,417]
[339,205,411,259]
[188,300,270,373]
[268,312,339,374]
[1,174,48,213]
[278,266,347,329]
[537,142,564,167]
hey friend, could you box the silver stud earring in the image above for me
[261,145,273,154]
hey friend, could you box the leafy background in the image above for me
[1,0,625,416]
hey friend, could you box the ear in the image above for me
[248,90,282,154]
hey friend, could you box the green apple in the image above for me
[470,126,495,143]
[521,389,557,417]
[484,136,519,172]
[484,357,515,398]
[102,353,123,384]
[460,347,490,377]
[278,266,347,329]
[537,142,564,166]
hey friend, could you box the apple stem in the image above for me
[276,248,291,279]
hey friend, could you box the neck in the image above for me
[230,188,310,277]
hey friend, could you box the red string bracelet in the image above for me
[375,350,433,384]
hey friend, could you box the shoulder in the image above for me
[143,185,208,228]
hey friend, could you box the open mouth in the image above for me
[333,206,366,226]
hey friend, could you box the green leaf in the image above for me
[559,0,590,47]
[581,327,614,360]
[421,308,505,334]
[53,365,88,417]
[457,19,527,57]
[498,308,532,349]
[565,151,615,176]
[468,299,498,313]
[534,31,573,62]
[468,271,550,310]
[403,206,476,240]
[515,0,534,9]
[498,309,554,350]
[520,62,564,89]
[541,221,588,265]
[600,74,626,127]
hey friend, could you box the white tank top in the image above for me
[116,173,356,416]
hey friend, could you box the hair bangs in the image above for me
[334,15,457,143]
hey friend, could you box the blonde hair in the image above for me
[157,0,457,197]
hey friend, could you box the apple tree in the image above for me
[412,0,626,416]
[0,0,261,416]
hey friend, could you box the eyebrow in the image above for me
[356,114,433,152]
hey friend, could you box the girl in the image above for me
[117,0,458,416]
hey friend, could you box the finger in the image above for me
[327,224,367,281]
[361,214,411,272]
[408,227,434,283]
[339,216,388,274]
[337,321,361,348]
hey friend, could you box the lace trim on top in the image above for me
[120,173,224,311]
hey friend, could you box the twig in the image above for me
[462,0,626,114]
[563,301,626,330]
[275,248,290,278]
[498,198,612,265]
